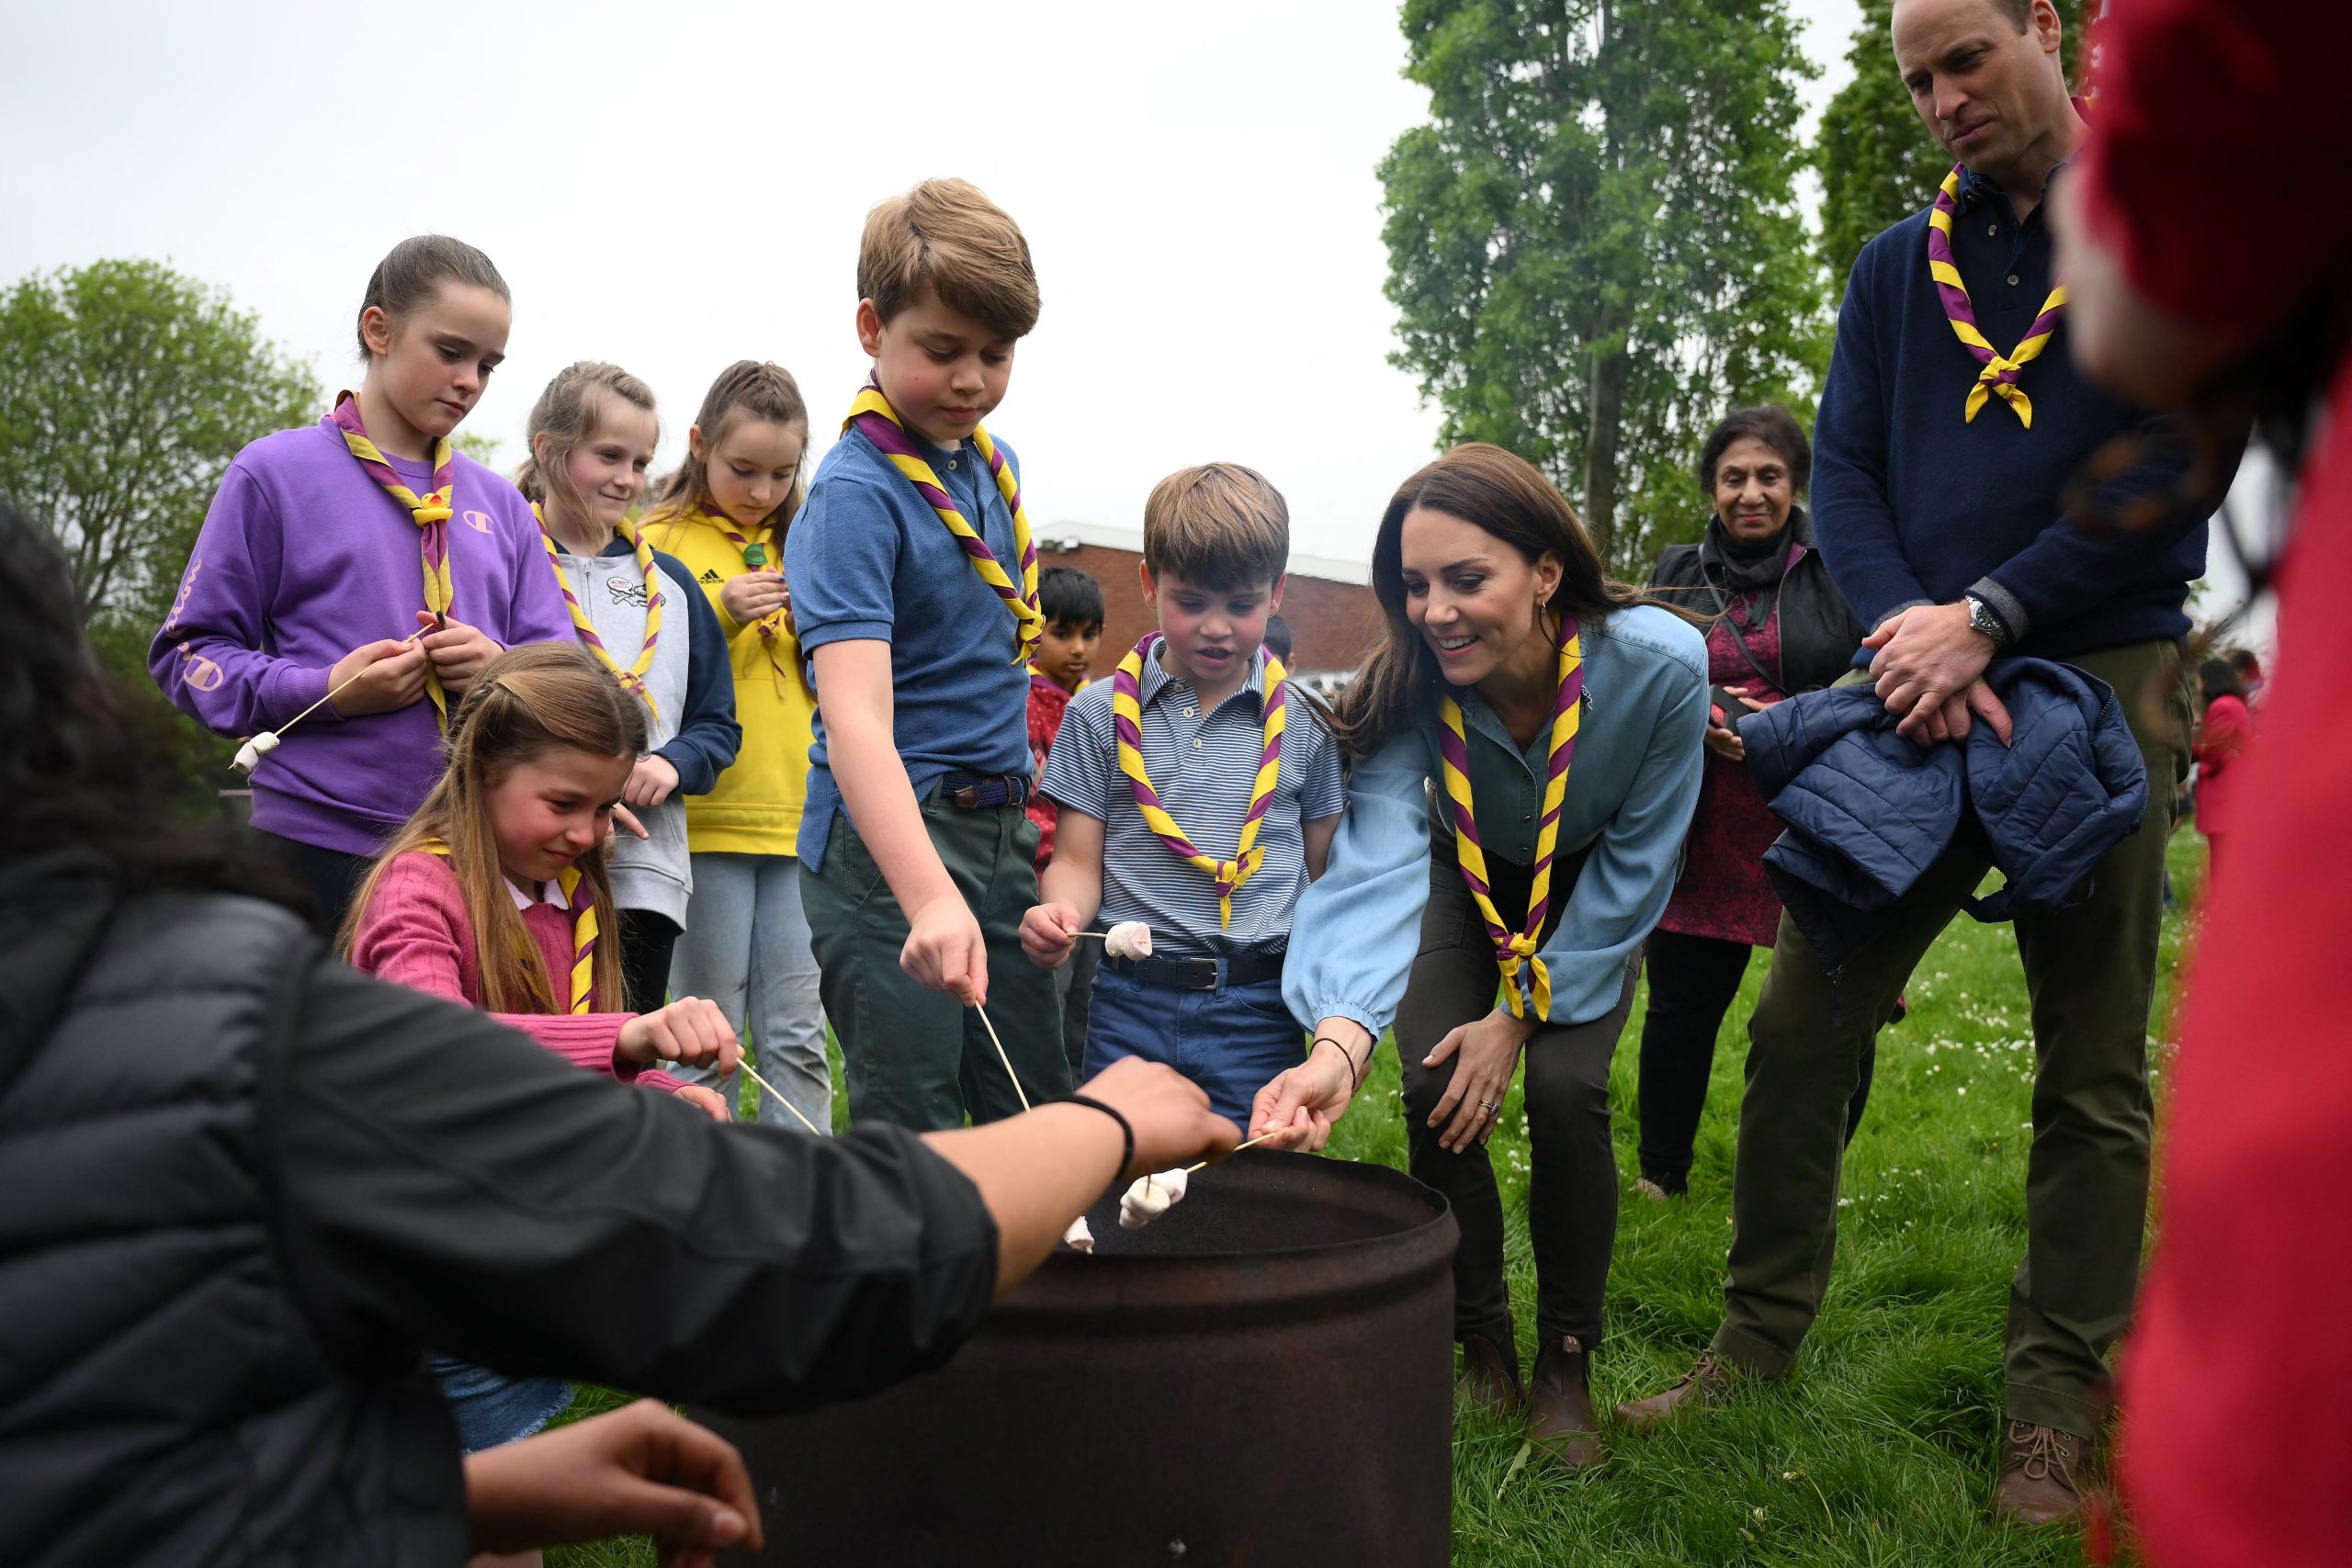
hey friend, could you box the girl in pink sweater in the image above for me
[343,642,739,1114]
[341,641,740,1456]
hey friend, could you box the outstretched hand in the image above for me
[463,1399,762,1566]
[1249,1019,1372,1153]
[905,895,989,1004]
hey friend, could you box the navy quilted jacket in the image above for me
[1739,659,2149,972]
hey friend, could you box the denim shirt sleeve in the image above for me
[1532,655,1708,1024]
[1283,727,1436,1038]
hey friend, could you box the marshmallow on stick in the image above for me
[231,626,431,775]
[1118,1167,1190,1230]
[1061,1215,1096,1254]
[232,731,283,774]
[1102,921,1153,960]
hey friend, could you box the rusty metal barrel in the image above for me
[697,1150,1458,1566]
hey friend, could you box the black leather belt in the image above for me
[1104,948,1287,991]
[937,773,1035,809]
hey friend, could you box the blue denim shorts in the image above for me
[1083,964,1306,1133]
[431,1356,572,1453]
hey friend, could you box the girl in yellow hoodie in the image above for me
[642,361,827,1129]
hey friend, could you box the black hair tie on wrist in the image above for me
[1312,1035,1363,1094]
[1053,1093,1135,1178]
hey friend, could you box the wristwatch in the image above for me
[1963,594,2011,649]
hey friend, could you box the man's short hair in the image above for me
[1142,464,1290,593]
[857,178,1040,341]
[1038,565,1104,628]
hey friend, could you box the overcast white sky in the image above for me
[3,0,1894,570]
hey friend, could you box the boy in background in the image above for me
[1027,564,1105,1077]
[1021,465,1343,1130]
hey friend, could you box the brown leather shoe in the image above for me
[1993,1420,2086,1528]
[1614,1348,1736,1434]
[1527,1337,1605,1470]
[1456,1332,1522,1416]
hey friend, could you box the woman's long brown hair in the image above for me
[1331,443,1697,760]
[337,643,647,1014]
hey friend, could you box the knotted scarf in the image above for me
[1111,635,1288,929]
[842,378,1041,663]
[332,392,457,728]
[533,503,664,720]
[1927,165,2068,428]
[1437,621,1583,1019]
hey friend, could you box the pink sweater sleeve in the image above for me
[348,852,642,1082]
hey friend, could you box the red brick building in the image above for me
[1035,522,1381,693]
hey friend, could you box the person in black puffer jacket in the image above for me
[0,502,1234,1567]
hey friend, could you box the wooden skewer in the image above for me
[239,623,434,765]
[972,1001,1033,1113]
[734,1059,826,1137]
[1182,1128,1291,1174]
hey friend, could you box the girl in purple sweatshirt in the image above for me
[150,235,573,930]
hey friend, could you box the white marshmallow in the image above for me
[1104,921,1154,960]
[1062,1215,1095,1255]
[232,730,282,774]
[1117,1167,1190,1230]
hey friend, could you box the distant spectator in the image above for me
[2227,646,2265,705]
[1262,613,1294,663]
[1636,405,1871,1200]
[1028,564,1105,1076]
[2192,657,2253,887]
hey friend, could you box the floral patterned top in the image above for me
[1657,592,1789,947]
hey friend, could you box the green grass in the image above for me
[550,835,2205,1567]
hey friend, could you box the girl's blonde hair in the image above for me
[514,361,659,524]
[337,643,648,1015]
[640,360,811,537]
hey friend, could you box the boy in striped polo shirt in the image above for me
[1022,466,1345,1131]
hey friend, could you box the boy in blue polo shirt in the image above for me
[787,177,1069,1131]
[1021,465,1345,1131]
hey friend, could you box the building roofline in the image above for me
[1035,519,1373,589]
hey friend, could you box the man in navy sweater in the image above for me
[1618,0,2236,1529]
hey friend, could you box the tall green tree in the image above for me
[1815,0,2086,293]
[1380,0,1826,570]
[0,258,320,630]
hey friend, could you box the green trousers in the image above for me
[800,794,1069,1133]
[1712,639,2191,1434]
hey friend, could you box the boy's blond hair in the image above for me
[857,178,1040,341]
[1143,464,1290,592]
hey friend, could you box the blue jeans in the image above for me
[666,852,831,1131]
[431,1357,571,1453]
[1084,964,1305,1133]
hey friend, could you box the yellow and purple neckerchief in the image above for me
[1111,634,1288,929]
[331,391,456,728]
[681,505,798,693]
[1436,623,1583,1019]
[842,377,1042,664]
[1926,164,2068,428]
[421,840,597,1015]
[531,502,665,720]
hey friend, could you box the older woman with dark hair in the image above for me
[1634,406,1873,1199]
